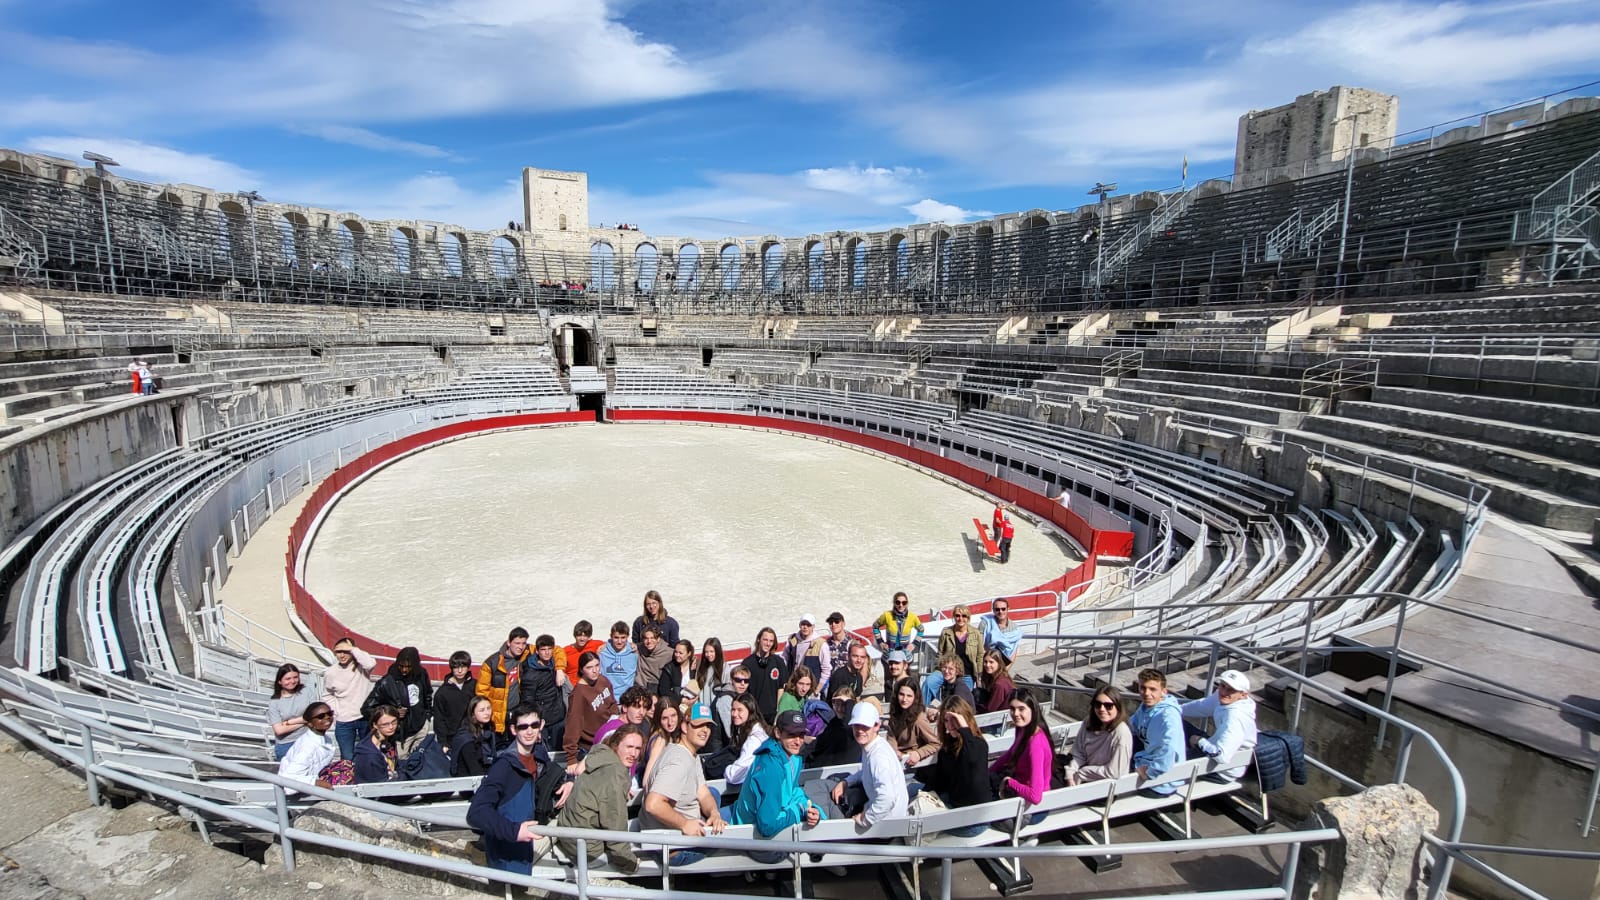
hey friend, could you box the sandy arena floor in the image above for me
[305,423,1079,658]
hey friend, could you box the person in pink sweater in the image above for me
[990,689,1055,823]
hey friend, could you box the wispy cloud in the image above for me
[291,125,463,161]
[21,136,261,188]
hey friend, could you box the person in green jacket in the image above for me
[554,724,646,874]
[727,709,824,863]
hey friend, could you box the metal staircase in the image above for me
[1517,146,1600,283]
[1092,187,1196,288]
[136,221,195,268]
[0,204,48,285]
[1262,202,1341,263]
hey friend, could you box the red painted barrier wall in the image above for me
[285,408,1126,678]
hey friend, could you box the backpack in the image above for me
[399,734,453,781]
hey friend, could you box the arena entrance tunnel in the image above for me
[554,323,594,369]
[286,410,1133,676]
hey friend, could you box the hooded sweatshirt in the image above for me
[467,742,558,874]
[599,642,638,696]
[1130,694,1185,795]
[728,737,826,837]
[555,742,640,873]
[321,646,380,724]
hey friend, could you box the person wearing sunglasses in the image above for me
[278,701,338,791]
[872,592,923,679]
[980,600,1023,665]
[468,704,568,875]
[1066,686,1133,786]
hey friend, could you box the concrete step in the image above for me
[1338,400,1600,465]
[1121,376,1304,412]
[1101,386,1296,427]
[0,390,67,422]
[1368,386,1600,436]
[1139,367,1305,395]
[1290,424,1600,530]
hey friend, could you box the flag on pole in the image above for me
[1181,155,1189,183]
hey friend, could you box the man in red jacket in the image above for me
[998,510,1015,564]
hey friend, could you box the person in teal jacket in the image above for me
[727,709,824,863]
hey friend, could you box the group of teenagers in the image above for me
[263,589,1259,876]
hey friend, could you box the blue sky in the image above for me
[1,0,1596,237]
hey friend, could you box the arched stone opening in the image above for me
[491,235,521,279]
[634,242,659,292]
[719,243,742,291]
[678,243,701,290]
[590,241,616,290]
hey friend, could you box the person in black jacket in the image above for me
[656,639,698,709]
[804,683,863,768]
[466,704,569,875]
[361,646,433,751]
[451,696,501,778]
[433,650,475,741]
[745,627,790,722]
[520,635,569,754]
[919,696,995,836]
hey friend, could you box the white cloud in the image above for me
[801,165,921,204]
[292,125,462,161]
[904,199,992,223]
[21,136,261,188]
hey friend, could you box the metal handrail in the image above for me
[0,686,1339,900]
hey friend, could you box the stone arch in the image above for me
[634,242,659,292]
[590,240,616,290]
[280,211,310,266]
[392,226,415,274]
[558,213,568,231]
[677,242,702,290]
[719,242,742,291]
[888,233,909,285]
[846,237,868,290]
[491,235,521,278]
[761,240,784,292]
[338,219,365,271]
[441,231,467,277]
[805,240,824,291]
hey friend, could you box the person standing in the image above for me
[998,510,1015,564]
[991,501,1006,544]
[744,627,789,722]
[783,614,829,681]
[635,625,672,695]
[266,663,310,761]
[600,621,639,696]
[467,704,567,876]
[872,593,923,677]
[564,652,618,767]
[321,637,380,761]
[1130,669,1185,796]
[361,646,433,753]
[478,627,531,737]
[980,600,1024,664]
[433,651,476,743]
[137,359,155,395]
[563,621,603,685]
[632,590,680,648]
[521,635,570,754]
[820,612,858,686]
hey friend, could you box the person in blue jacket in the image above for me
[599,621,639,696]
[727,709,825,863]
[1129,668,1185,796]
[466,703,569,875]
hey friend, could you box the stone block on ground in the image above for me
[1295,783,1438,900]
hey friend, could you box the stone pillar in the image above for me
[1295,783,1439,900]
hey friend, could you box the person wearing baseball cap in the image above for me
[727,708,825,862]
[640,701,725,865]
[784,614,828,682]
[1180,669,1258,781]
[828,701,907,827]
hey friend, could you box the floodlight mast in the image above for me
[83,151,120,294]
[1089,182,1117,290]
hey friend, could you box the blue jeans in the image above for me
[921,672,975,706]
[334,718,368,761]
[273,742,293,761]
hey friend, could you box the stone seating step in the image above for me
[1100,386,1294,426]
[1120,376,1303,411]
[1284,426,1600,531]
[1367,386,1600,434]
[1302,414,1600,504]
[1340,398,1600,461]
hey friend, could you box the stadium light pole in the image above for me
[1333,110,1368,294]
[82,151,119,294]
[240,190,263,302]
[1089,182,1117,294]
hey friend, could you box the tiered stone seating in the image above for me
[903,315,1006,343]
[788,316,880,342]
[708,348,808,376]
[49,294,212,334]
[807,351,915,382]
[613,345,703,370]
[656,316,759,340]
[608,365,751,408]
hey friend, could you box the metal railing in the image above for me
[0,681,1340,900]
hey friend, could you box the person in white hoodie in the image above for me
[278,701,338,792]
[1181,669,1258,781]
[321,636,381,760]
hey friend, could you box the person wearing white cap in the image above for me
[1180,669,1258,781]
[829,701,909,827]
[783,613,830,681]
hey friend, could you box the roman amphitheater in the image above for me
[0,85,1597,898]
